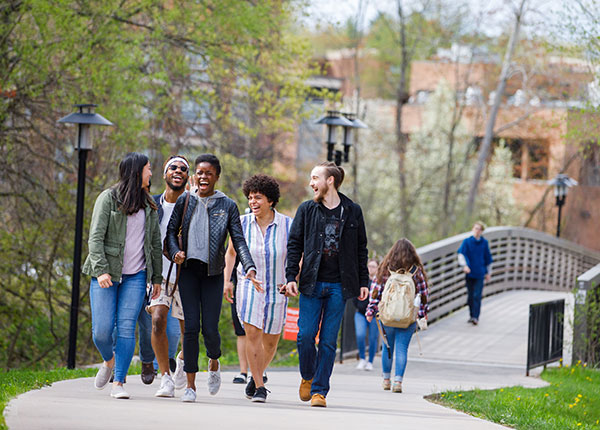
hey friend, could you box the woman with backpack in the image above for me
[365,238,429,393]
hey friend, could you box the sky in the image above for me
[304,0,570,39]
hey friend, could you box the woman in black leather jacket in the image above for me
[165,154,260,403]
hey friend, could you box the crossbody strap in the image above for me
[166,192,191,297]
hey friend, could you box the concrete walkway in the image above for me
[5,290,568,430]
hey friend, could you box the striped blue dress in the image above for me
[236,210,292,334]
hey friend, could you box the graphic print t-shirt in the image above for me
[317,204,342,283]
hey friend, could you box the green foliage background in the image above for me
[0,0,313,370]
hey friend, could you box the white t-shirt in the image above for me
[160,197,177,283]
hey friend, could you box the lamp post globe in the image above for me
[547,173,577,238]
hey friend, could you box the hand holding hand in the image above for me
[284,281,298,297]
[245,270,264,293]
[223,281,234,303]
[174,251,185,265]
[98,273,113,288]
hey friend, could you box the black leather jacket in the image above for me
[285,193,369,299]
[165,191,255,276]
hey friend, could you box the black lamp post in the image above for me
[548,173,577,238]
[58,104,113,369]
[316,111,353,166]
[341,113,368,163]
[315,111,367,166]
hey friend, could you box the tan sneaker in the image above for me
[392,381,402,393]
[310,393,327,407]
[299,378,313,402]
[382,379,391,390]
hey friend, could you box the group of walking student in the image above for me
[85,151,493,407]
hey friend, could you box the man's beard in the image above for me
[312,186,327,203]
[166,178,188,192]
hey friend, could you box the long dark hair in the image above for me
[376,238,428,285]
[114,152,157,215]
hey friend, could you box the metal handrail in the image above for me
[418,227,600,323]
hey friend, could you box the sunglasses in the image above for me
[168,164,188,173]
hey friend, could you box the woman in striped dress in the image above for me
[224,174,292,403]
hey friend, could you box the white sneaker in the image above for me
[207,360,221,396]
[94,364,112,390]
[173,356,186,390]
[110,385,130,399]
[365,362,374,371]
[155,373,175,397]
[356,359,367,370]
[181,387,196,403]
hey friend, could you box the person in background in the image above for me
[230,262,249,385]
[83,152,162,399]
[366,238,429,393]
[457,222,493,326]
[354,258,380,371]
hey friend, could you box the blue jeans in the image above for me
[90,270,147,383]
[466,277,484,319]
[297,281,346,397]
[381,322,415,382]
[354,312,379,362]
[136,305,181,367]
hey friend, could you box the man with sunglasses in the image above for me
[143,156,191,398]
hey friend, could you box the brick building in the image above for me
[290,47,600,250]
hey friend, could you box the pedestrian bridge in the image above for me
[341,226,600,366]
[419,226,600,323]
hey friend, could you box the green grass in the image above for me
[429,363,600,430]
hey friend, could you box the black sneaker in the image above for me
[233,373,247,384]
[245,377,256,399]
[252,386,269,403]
[262,373,268,384]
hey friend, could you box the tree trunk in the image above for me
[396,0,410,237]
[466,0,527,216]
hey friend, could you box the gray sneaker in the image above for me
[94,364,112,390]
[110,384,130,399]
[181,387,196,403]
[207,360,221,396]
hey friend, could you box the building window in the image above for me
[505,138,548,180]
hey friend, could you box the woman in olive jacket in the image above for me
[82,152,162,399]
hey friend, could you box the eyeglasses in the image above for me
[168,164,188,173]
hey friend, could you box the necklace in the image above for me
[199,196,210,209]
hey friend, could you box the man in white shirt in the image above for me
[147,156,190,397]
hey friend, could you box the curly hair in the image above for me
[242,174,280,208]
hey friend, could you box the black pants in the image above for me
[178,259,224,373]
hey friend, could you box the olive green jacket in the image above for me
[82,188,162,285]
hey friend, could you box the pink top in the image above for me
[121,209,146,275]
